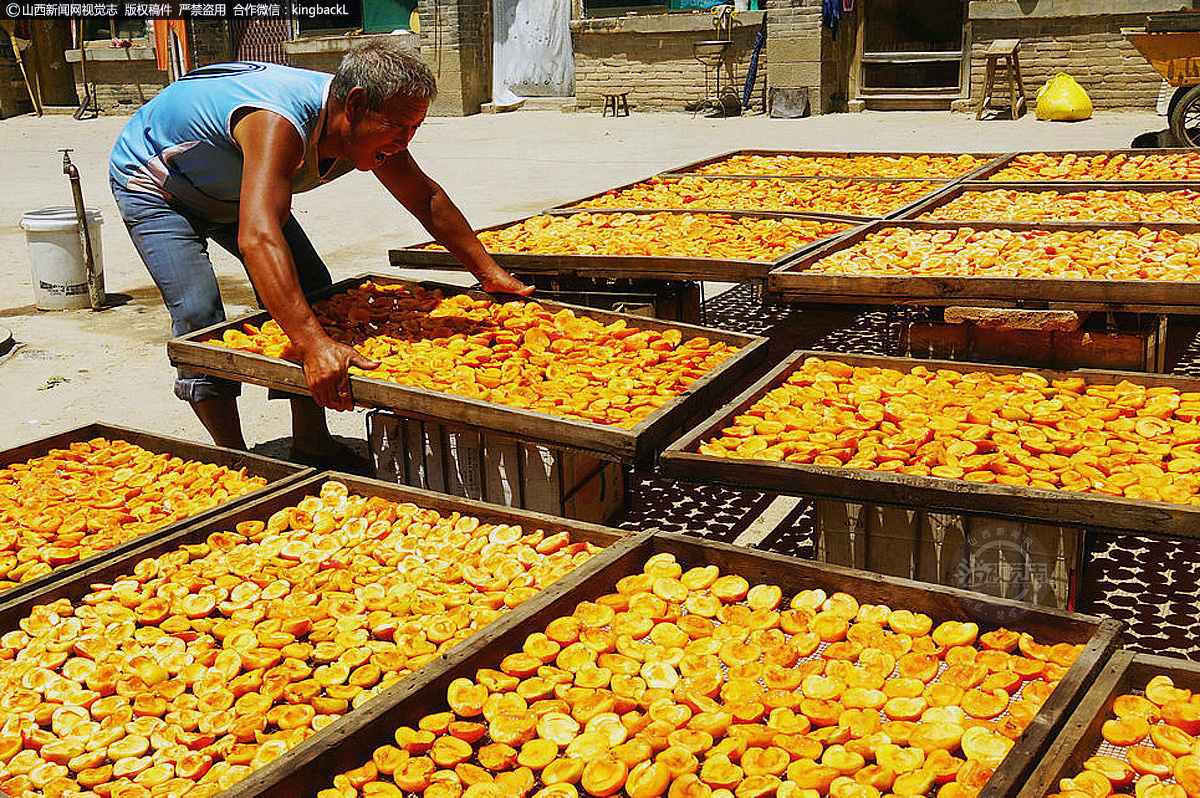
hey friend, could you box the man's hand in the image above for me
[479,270,534,297]
[300,338,381,411]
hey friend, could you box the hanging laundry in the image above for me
[823,0,843,38]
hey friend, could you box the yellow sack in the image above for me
[1035,72,1093,121]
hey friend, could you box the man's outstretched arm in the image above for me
[233,109,378,410]
[375,152,533,296]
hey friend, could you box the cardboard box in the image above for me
[368,411,627,525]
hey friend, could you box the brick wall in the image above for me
[970,15,1167,109]
[573,22,761,111]
[419,0,492,114]
[190,20,232,67]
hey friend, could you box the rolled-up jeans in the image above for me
[111,178,332,403]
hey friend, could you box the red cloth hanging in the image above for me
[152,20,192,74]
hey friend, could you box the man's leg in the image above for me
[192,397,246,451]
[111,181,246,449]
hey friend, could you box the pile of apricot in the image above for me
[0,480,601,797]
[919,189,1200,224]
[321,552,1080,798]
[687,155,986,179]
[0,437,267,590]
[698,356,1200,505]
[989,153,1200,182]
[577,178,940,218]
[457,213,850,263]
[209,283,738,429]
[803,227,1200,283]
[1047,674,1200,798]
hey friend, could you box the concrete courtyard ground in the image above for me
[0,106,1171,452]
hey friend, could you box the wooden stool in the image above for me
[602,91,630,117]
[976,39,1027,120]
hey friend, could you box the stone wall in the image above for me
[0,41,32,118]
[419,0,492,115]
[572,13,764,112]
[967,2,1194,109]
[763,0,824,112]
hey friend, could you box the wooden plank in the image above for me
[0,421,310,605]
[901,322,1154,372]
[389,209,864,282]
[392,247,773,283]
[659,349,1200,539]
[768,219,1200,309]
[168,275,770,465]
[1018,651,1200,798]
[221,530,1119,798]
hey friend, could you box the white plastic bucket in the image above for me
[20,206,105,310]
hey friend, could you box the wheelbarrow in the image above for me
[1125,13,1200,146]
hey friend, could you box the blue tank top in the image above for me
[110,62,354,223]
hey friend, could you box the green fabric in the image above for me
[364,0,415,32]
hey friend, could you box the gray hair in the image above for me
[331,38,437,109]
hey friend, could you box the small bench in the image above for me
[976,39,1027,120]
[602,91,630,117]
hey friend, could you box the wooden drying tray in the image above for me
[167,275,770,464]
[389,208,861,283]
[766,219,1200,312]
[661,349,1200,539]
[0,471,625,798]
[551,174,965,222]
[898,180,1200,222]
[0,421,309,604]
[660,148,1008,181]
[220,530,1120,798]
[974,148,1200,184]
[1018,650,1200,798]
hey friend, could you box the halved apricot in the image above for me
[1102,717,1151,747]
[581,757,628,797]
[1129,746,1176,778]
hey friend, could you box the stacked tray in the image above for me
[216,531,1120,798]
[0,473,623,798]
[662,149,1006,181]
[168,275,770,464]
[1020,650,1200,798]
[660,350,1200,540]
[390,209,858,283]
[0,421,306,603]
[391,151,1012,284]
[766,220,1200,310]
